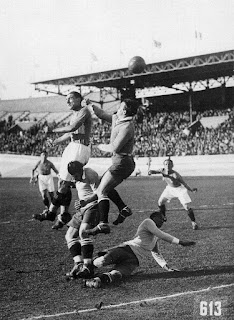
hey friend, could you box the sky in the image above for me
[0,0,233,100]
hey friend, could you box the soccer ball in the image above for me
[128,56,146,74]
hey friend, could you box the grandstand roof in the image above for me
[32,50,234,93]
[0,95,67,113]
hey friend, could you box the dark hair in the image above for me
[41,150,48,155]
[68,91,83,100]
[67,161,84,176]
[123,99,139,116]
[163,156,173,165]
[150,211,166,222]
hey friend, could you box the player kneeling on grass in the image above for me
[148,157,198,230]
[65,161,133,280]
[84,211,195,288]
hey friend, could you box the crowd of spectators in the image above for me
[0,107,233,157]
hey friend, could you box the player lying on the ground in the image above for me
[63,160,133,279]
[148,157,199,230]
[84,211,195,288]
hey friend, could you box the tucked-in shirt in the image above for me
[161,169,183,188]
[70,106,92,145]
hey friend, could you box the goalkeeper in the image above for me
[84,211,195,288]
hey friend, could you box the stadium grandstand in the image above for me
[0,50,233,157]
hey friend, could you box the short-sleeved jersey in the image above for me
[124,218,174,263]
[75,167,99,210]
[161,169,183,188]
[110,115,135,154]
[70,106,92,145]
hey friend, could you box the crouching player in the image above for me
[149,157,198,230]
[65,161,133,280]
[84,211,195,288]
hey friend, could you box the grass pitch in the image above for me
[0,176,233,320]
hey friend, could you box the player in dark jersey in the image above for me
[30,150,59,208]
[149,157,198,230]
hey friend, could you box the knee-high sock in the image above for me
[80,238,93,265]
[98,199,110,223]
[67,239,82,263]
[108,189,125,211]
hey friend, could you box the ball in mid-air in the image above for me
[128,56,146,74]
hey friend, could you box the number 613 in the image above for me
[200,301,221,316]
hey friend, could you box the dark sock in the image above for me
[43,197,49,207]
[69,240,81,258]
[98,199,110,223]
[187,208,195,222]
[81,239,93,260]
[108,189,125,211]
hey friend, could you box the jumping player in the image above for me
[148,158,198,230]
[84,211,195,288]
[30,150,59,209]
[35,91,92,221]
[89,99,139,235]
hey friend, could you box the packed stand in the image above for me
[0,107,233,157]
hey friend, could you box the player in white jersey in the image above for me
[84,211,195,288]
[149,157,198,230]
[64,161,133,280]
[33,91,92,223]
[30,150,59,208]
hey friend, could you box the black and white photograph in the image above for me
[0,0,233,319]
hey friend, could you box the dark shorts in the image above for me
[67,202,100,229]
[109,155,135,180]
[103,245,139,276]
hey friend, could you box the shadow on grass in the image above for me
[129,265,234,282]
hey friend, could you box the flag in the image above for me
[90,52,98,62]
[153,40,162,48]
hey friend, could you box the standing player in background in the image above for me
[90,99,139,235]
[84,211,195,288]
[133,154,141,177]
[148,157,198,230]
[146,154,152,174]
[34,91,92,222]
[30,150,59,209]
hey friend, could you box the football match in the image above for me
[0,1,234,319]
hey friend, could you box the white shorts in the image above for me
[38,174,55,193]
[59,142,91,181]
[159,185,191,205]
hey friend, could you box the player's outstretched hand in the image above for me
[179,240,196,247]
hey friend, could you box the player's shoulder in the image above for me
[141,218,155,227]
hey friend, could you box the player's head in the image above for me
[66,91,83,110]
[41,150,48,158]
[150,211,166,228]
[67,161,84,181]
[117,99,139,118]
[163,157,173,170]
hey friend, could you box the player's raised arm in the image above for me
[92,105,112,123]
